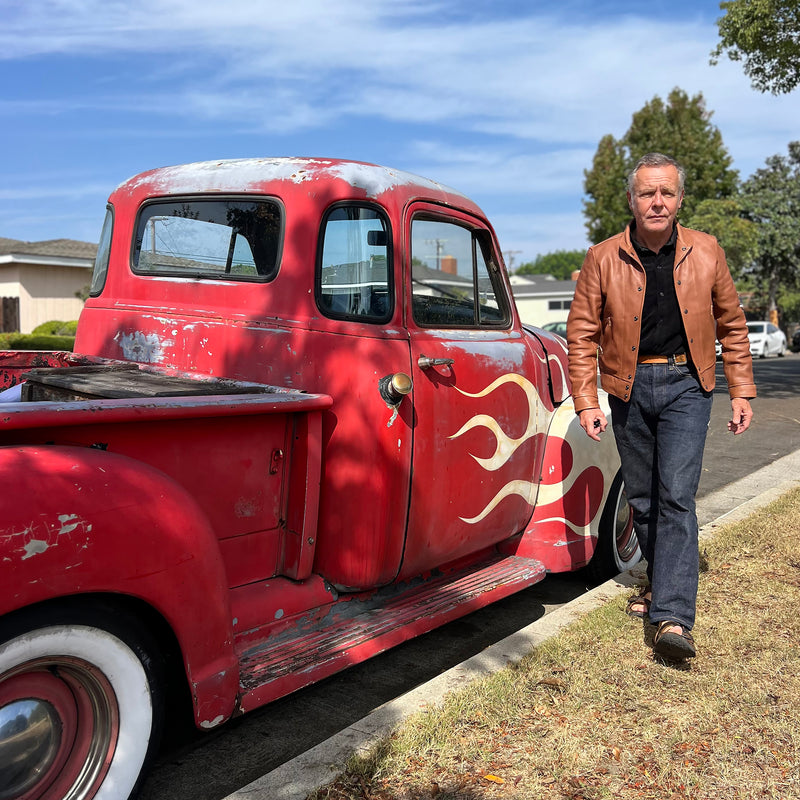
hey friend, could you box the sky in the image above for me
[1,0,798,267]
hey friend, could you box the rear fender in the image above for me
[0,445,238,729]
[501,393,621,572]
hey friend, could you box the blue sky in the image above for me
[1,0,798,266]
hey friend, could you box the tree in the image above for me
[684,198,758,280]
[741,141,800,324]
[515,249,585,280]
[711,0,800,95]
[583,89,739,244]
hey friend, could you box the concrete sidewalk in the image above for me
[224,448,800,800]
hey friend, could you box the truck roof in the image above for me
[113,157,482,216]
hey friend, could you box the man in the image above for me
[566,152,755,661]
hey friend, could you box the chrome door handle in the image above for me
[418,355,455,369]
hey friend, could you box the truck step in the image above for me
[236,554,545,712]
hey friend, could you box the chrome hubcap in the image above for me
[0,698,61,799]
[614,488,637,563]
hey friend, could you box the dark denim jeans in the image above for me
[609,362,713,630]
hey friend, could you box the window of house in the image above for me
[317,204,392,321]
[548,299,572,311]
[132,198,283,281]
[411,217,508,327]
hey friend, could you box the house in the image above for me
[0,238,96,333]
[508,272,578,328]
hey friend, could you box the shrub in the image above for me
[0,334,75,351]
[32,320,79,336]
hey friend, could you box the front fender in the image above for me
[506,393,621,572]
[0,444,238,728]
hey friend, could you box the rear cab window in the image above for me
[132,198,283,281]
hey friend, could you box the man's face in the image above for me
[627,165,684,242]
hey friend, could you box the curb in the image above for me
[224,450,800,800]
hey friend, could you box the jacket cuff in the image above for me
[729,384,757,399]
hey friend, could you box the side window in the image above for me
[317,205,392,321]
[90,206,114,296]
[133,199,282,281]
[411,217,508,327]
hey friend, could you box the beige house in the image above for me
[509,273,578,328]
[0,238,96,333]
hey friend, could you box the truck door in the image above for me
[399,205,552,579]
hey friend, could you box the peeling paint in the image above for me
[116,331,170,364]
[22,539,49,560]
[199,715,225,729]
[119,158,470,202]
[1,514,93,563]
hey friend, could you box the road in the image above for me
[139,353,800,800]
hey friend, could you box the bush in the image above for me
[32,320,79,336]
[0,334,75,351]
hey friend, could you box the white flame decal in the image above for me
[459,479,538,525]
[449,374,550,471]
[450,374,553,524]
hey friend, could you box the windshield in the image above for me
[746,323,766,334]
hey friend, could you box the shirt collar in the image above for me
[630,221,678,256]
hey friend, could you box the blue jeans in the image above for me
[608,362,713,630]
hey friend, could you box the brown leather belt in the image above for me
[637,353,688,365]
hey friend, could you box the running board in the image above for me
[236,554,546,713]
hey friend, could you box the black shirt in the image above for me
[631,223,688,357]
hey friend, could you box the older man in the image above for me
[567,152,755,661]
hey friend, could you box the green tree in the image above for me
[583,88,739,243]
[515,249,585,280]
[711,0,800,95]
[741,141,800,324]
[685,198,758,280]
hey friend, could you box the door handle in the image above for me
[418,355,455,370]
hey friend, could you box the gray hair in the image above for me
[627,153,686,194]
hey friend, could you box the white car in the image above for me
[746,321,787,358]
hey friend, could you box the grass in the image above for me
[309,488,800,800]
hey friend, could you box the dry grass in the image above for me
[309,489,800,800]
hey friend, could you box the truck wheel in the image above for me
[0,605,163,800]
[585,471,640,582]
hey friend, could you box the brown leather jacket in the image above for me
[567,223,756,412]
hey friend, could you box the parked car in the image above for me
[715,340,722,359]
[746,321,787,358]
[542,321,567,337]
[792,329,800,353]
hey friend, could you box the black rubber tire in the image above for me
[584,471,640,583]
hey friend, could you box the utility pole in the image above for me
[504,250,522,271]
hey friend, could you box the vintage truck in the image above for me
[0,158,638,800]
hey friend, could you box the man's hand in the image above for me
[578,408,608,442]
[728,397,753,435]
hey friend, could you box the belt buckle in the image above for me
[674,353,687,365]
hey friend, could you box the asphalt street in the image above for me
[139,352,800,800]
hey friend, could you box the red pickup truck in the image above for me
[0,158,638,800]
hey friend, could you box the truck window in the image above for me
[90,206,114,296]
[411,217,508,327]
[317,204,392,321]
[132,199,282,281]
